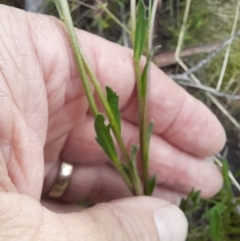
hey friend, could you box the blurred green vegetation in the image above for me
[181,160,240,241]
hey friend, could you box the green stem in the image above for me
[133,1,158,195]
[135,61,149,195]
[112,156,134,193]
[140,97,149,195]
[83,60,143,196]
[56,0,98,116]
[56,0,135,194]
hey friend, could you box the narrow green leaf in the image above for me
[130,144,143,195]
[207,210,222,241]
[148,174,157,195]
[147,120,154,146]
[222,159,233,199]
[180,190,201,213]
[141,46,161,98]
[121,163,131,178]
[106,86,121,131]
[190,190,201,205]
[131,144,139,162]
[204,203,225,241]
[134,0,148,61]
[94,114,118,162]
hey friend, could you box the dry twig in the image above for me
[154,42,223,67]
[216,0,240,91]
[172,77,240,101]
[174,0,240,129]
[184,31,240,76]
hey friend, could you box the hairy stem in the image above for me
[56,0,98,116]
[83,60,143,195]
[135,60,149,195]
[56,0,136,194]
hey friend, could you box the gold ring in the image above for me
[48,160,74,198]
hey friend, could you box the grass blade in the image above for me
[222,159,233,199]
[204,203,225,241]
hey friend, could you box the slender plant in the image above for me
[51,1,240,240]
[130,0,160,195]
[53,0,159,196]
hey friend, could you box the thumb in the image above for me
[0,193,187,241]
[79,197,188,241]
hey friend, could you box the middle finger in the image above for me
[61,115,223,198]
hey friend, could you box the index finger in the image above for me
[76,30,226,157]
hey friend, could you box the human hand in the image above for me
[0,5,225,241]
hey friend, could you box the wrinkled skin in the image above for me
[0,5,225,241]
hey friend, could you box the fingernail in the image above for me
[154,205,188,241]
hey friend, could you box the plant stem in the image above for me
[135,60,149,195]
[134,0,158,195]
[83,60,143,196]
[56,0,136,194]
[56,0,98,116]
[148,0,160,51]
[130,0,136,44]
[112,156,134,193]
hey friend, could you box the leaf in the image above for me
[148,174,157,195]
[190,190,201,205]
[204,203,225,241]
[180,190,201,213]
[131,144,139,162]
[147,120,154,148]
[130,145,143,195]
[141,46,161,98]
[207,210,222,241]
[222,159,233,199]
[134,0,148,61]
[121,163,130,178]
[106,86,121,131]
[94,114,118,162]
